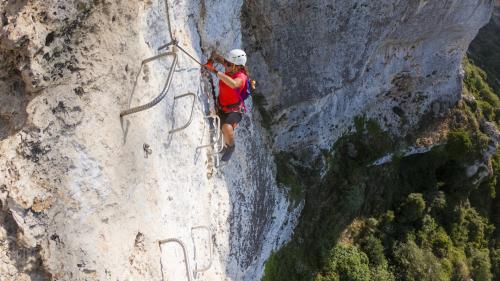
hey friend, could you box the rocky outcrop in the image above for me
[0,0,494,280]
[469,0,500,93]
[0,1,298,280]
[243,0,494,161]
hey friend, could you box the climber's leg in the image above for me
[219,111,242,161]
[222,123,235,146]
[220,111,242,145]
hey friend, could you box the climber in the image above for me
[203,49,250,162]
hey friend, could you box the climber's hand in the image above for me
[203,60,217,73]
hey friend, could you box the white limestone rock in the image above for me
[0,0,494,280]
[0,1,297,280]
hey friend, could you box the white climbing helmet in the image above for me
[226,49,247,66]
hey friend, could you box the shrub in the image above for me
[429,191,447,219]
[370,266,395,281]
[446,130,474,161]
[478,100,495,122]
[393,240,451,281]
[465,208,493,247]
[317,245,370,281]
[398,193,426,224]
[468,247,493,281]
[490,248,500,280]
[479,87,498,108]
[463,58,500,122]
[450,206,493,248]
[361,235,387,267]
[431,227,452,258]
[275,153,304,202]
[416,215,438,248]
[450,248,471,281]
[379,211,395,236]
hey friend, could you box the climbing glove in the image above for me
[203,60,217,74]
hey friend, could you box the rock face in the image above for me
[469,0,500,93]
[0,0,494,281]
[243,0,494,160]
[0,1,298,280]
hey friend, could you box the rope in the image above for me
[175,44,204,66]
[164,0,174,42]
[120,0,206,118]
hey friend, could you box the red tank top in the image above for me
[218,71,247,112]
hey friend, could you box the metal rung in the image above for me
[159,238,193,281]
[191,226,213,277]
[196,115,221,151]
[196,114,225,169]
[169,92,196,134]
[215,131,225,154]
[120,52,178,118]
[213,133,225,169]
[158,39,178,52]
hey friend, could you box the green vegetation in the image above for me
[463,58,500,124]
[468,17,500,96]
[314,245,370,281]
[264,59,499,281]
[275,152,308,203]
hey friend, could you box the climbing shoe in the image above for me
[221,144,235,162]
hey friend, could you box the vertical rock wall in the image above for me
[0,1,298,280]
[243,0,494,161]
[0,0,494,281]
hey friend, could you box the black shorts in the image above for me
[219,111,242,126]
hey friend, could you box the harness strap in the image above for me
[221,101,242,109]
[219,102,244,113]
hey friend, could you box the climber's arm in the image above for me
[217,72,244,89]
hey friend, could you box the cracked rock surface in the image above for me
[243,0,494,161]
[0,1,298,280]
[0,0,494,280]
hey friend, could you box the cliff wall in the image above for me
[0,0,495,280]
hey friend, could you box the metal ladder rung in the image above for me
[169,92,196,134]
[120,51,178,118]
[159,238,193,281]
[191,226,213,277]
[196,114,221,151]
[196,114,225,169]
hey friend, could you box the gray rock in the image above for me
[0,0,494,280]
